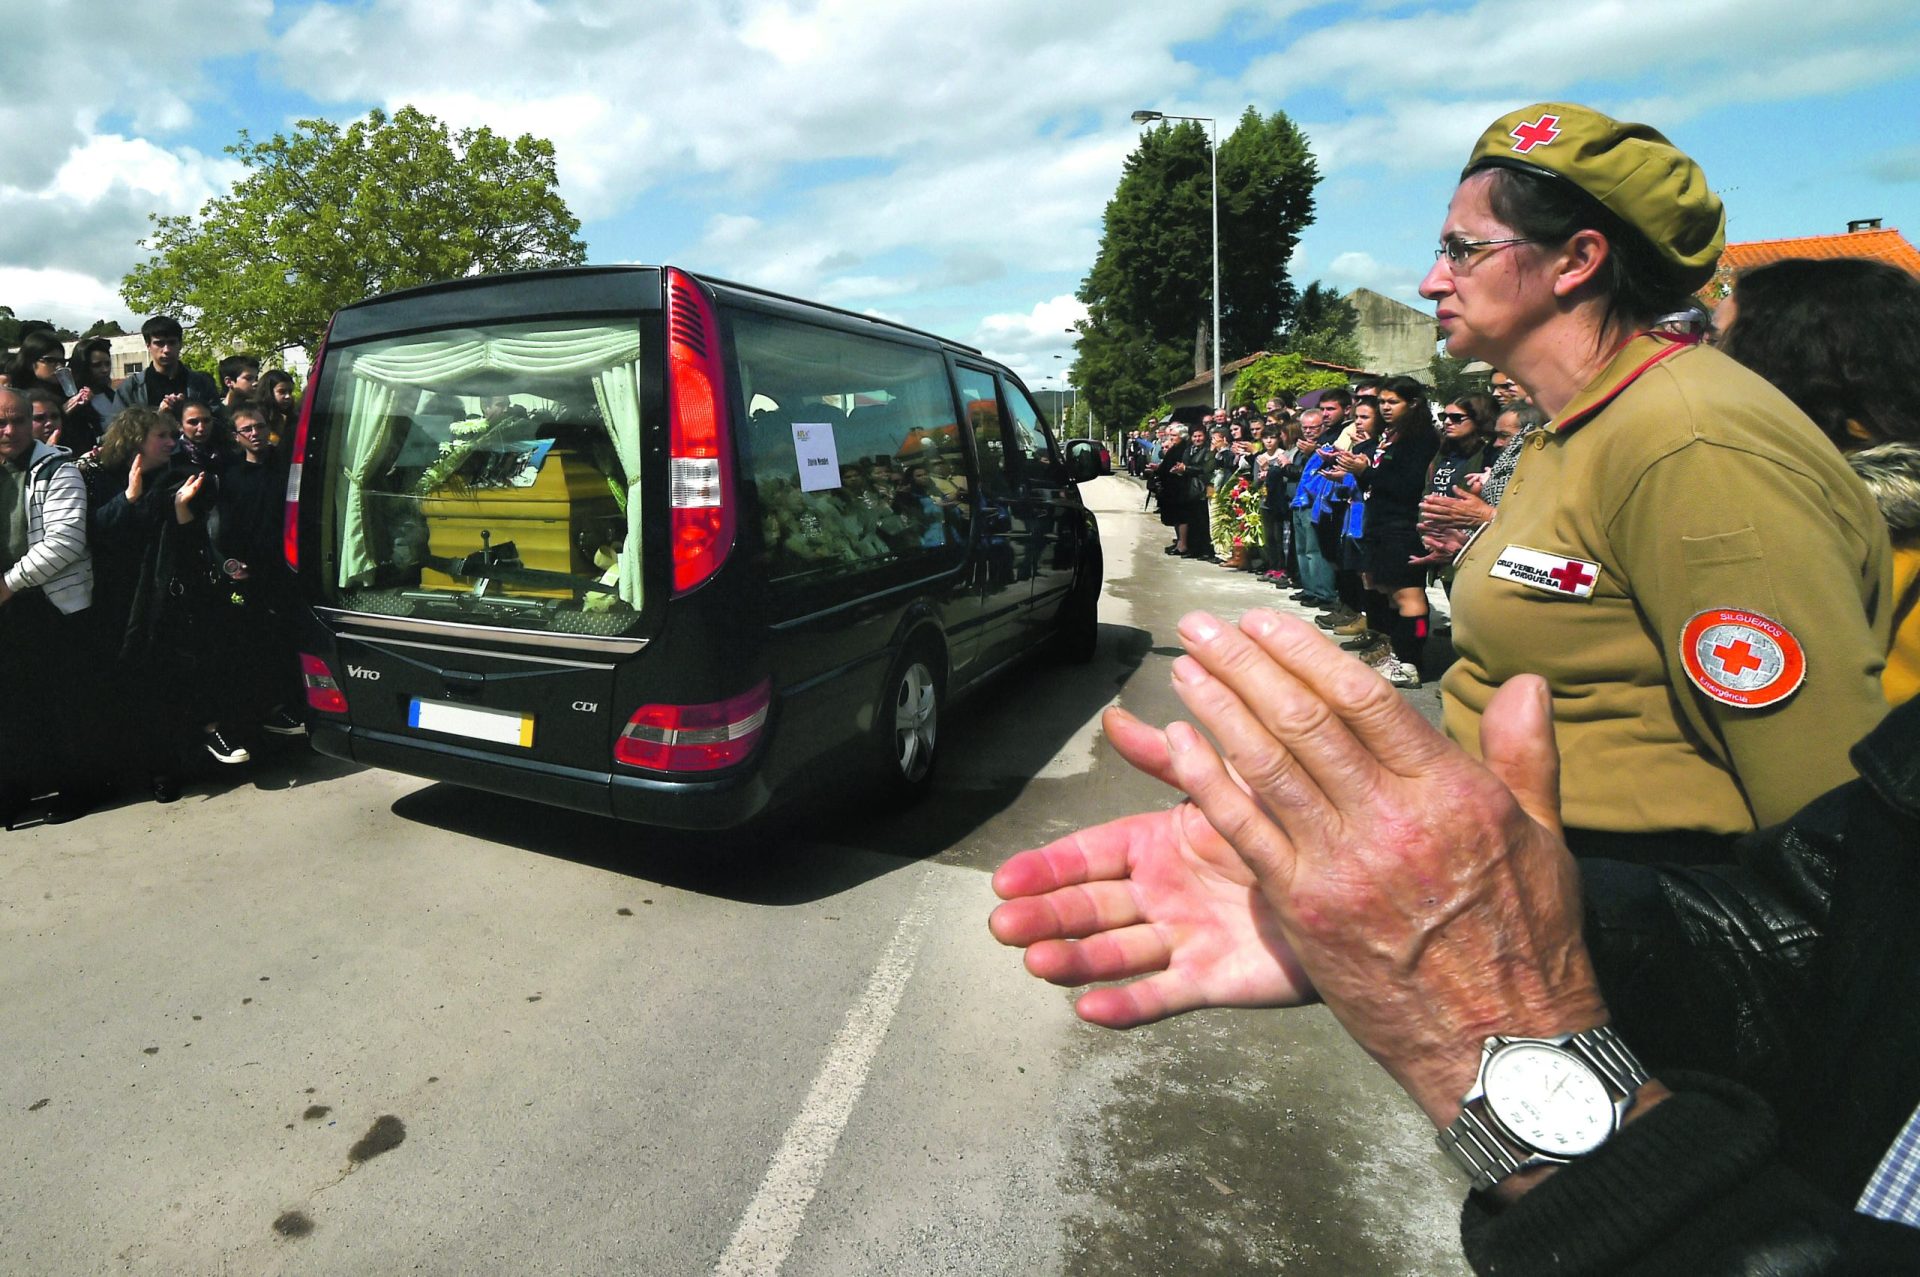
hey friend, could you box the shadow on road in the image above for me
[386,621,1152,905]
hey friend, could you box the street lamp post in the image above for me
[1131,108,1219,411]
[1051,354,1077,436]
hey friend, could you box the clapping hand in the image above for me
[174,470,205,523]
[1418,486,1494,529]
[992,607,1608,1133]
[990,705,1314,1028]
[1141,611,1599,1121]
[1406,526,1470,567]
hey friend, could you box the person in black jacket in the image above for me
[991,608,1920,1275]
[117,316,219,414]
[1254,419,1297,582]
[1153,426,1207,558]
[213,404,304,739]
[58,338,117,455]
[80,406,248,803]
[1429,392,1496,503]
[1354,376,1438,683]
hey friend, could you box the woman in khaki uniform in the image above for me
[1421,103,1892,862]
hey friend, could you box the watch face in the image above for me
[1483,1042,1613,1157]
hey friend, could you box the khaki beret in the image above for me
[1464,102,1726,291]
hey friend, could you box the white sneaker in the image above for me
[1377,657,1422,689]
[204,727,251,765]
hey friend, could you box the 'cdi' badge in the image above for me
[1679,608,1806,709]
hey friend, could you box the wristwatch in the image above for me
[1437,1025,1649,1193]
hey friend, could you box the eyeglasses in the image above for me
[0,413,30,427]
[1438,411,1471,424]
[1434,236,1539,268]
[30,412,57,423]
[34,354,62,366]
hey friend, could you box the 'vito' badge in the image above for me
[1679,608,1806,709]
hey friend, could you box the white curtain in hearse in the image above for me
[335,324,646,606]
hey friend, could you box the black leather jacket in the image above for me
[1464,699,1920,1272]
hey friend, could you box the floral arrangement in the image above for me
[1211,473,1265,554]
[412,416,514,496]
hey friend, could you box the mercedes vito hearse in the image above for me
[286,266,1102,828]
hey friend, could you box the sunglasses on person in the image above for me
[1438,411,1473,424]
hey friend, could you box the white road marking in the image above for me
[711,874,940,1277]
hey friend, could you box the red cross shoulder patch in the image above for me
[1488,544,1601,599]
[1679,608,1806,709]
[1509,113,1561,154]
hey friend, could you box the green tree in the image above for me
[80,319,128,340]
[1277,281,1366,369]
[122,106,586,358]
[1428,352,1484,404]
[1216,107,1318,358]
[1229,352,1347,410]
[0,309,80,348]
[1076,108,1319,433]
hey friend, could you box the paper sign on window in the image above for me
[792,421,842,493]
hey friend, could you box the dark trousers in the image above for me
[1260,508,1287,573]
[0,592,98,797]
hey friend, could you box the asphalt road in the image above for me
[0,474,1469,1276]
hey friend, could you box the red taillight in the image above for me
[283,328,330,572]
[615,679,770,772]
[666,268,735,595]
[299,652,348,715]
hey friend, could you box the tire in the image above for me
[1056,546,1102,664]
[875,644,942,800]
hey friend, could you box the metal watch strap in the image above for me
[1569,1024,1650,1096]
[1438,1103,1530,1193]
[1437,1026,1650,1194]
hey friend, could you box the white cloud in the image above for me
[1255,0,1920,106]
[1298,98,1515,175]
[968,294,1089,382]
[670,129,1134,311]
[1257,0,1920,174]
[1324,251,1424,301]
[0,1,271,325]
[273,0,1244,221]
[1,0,1910,354]
[0,137,246,325]
[0,268,139,332]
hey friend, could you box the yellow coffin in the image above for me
[418,449,619,599]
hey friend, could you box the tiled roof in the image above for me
[1704,227,1920,297]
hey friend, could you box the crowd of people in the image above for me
[0,316,304,825]
[1003,100,1920,1273]
[1129,374,1552,692]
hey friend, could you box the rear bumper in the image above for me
[312,721,773,830]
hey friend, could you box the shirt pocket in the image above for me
[1681,526,1780,617]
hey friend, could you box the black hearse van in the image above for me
[286,266,1102,828]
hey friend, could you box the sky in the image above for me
[4,0,1918,396]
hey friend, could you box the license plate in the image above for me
[408,699,535,748]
